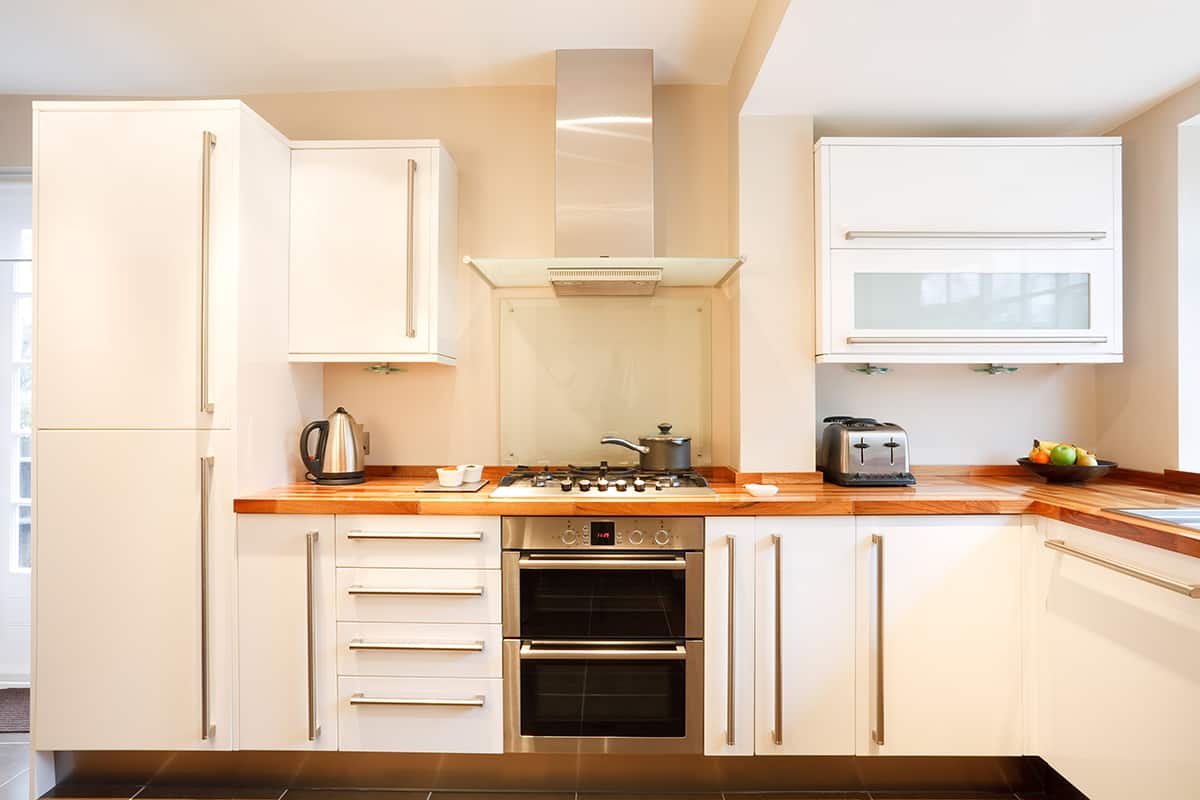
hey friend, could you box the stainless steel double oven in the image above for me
[501,516,705,753]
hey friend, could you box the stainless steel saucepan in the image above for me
[601,423,692,472]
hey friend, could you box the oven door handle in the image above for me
[519,641,688,661]
[517,556,687,570]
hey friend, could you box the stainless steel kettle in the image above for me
[301,407,369,485]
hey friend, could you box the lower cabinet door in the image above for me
[338,676,502,752]
[34,429,235,750]
[703,517,756,755]
[857,515,1023,756]
[754,517,856,755]
[237,514,337,750]
[1038,521,1200,799]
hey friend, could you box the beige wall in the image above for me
[1097,77,1200,471]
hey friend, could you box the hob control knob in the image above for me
[628,529,645,544]
[633,478,647,492]
[578,479,592,492]
[597,478,609,491]
[615,479,628,492]
[560,479,573,492]
[654,529,671,545]
[561,529,578,545]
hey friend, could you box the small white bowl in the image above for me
[458,464,484,483]
[745,483,779,497]
[437,466,465,487]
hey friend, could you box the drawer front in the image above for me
[336,568,500,623]
[337,622,502,678]
[825,143,1118,249]
[338,675,502,753]
[336,515,500,569]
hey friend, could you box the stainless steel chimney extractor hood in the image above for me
[466,49,742,295]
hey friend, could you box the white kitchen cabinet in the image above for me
[335,515,500,569]
[336,567,500,624]
[815,138,1122,364]
[34,429,235,750]
[337,675,502,753]
[337,621,502,679]
[703,517,756,755]
[1036,520,1200,800]
[754,517,856,755]
[289,141,458,364]
[855,515,1023,756]
[236,514,337,751]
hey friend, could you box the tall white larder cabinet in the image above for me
[32,101,322,750]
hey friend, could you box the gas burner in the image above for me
[493,463,715,498]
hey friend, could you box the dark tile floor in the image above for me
[24,790,1063,800]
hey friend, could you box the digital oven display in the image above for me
[590,521,615,546]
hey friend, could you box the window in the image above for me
[11,260,30,572]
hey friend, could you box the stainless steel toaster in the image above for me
[818,416,916,487]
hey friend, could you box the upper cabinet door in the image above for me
[825,142,1117,248]
[289,145,443,360]
[35,107,238,429]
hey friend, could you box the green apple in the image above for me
[1050,445,1078,466]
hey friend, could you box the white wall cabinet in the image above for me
[703,517,756,755]
[237,514,337,751]
[815,138,1123,364]
[855,515,1023,756]
[754,517,856,755]
[289,141,458,364]
[1035,520,1200,800]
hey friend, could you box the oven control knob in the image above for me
[654,529,671,545]
[560,479,573,492]
[628,529,645,545]
[579,479,592,492]
[561,529,578,545]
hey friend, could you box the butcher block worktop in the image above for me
[235,467,1200,558]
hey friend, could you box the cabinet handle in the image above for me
[347,530,483,541]
[348,585,484,597]
[350,693,484,708]
[349,639,485,652]
[404,158,417,338]
[771,533,783,746]
[871,533,885,747]
[199,131,216,414]
[520,641,687,661]
[518,555,686,570]
[199,455,215,740]
[305,530,320,741]
[726,533,736,747]
[1045,539,1200,598]
[843,230,1107,241]
[846,335,1108,345]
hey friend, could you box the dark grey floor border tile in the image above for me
[39,784,145,799]
[138,788,285,800]
[430,794,574,800]
[286,792,431,800]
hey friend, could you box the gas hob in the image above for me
[491,462,717,498]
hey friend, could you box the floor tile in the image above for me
[0,744,28,787]
[139,789,284,800]
[0,772,29,800]
[286,792,430,800]
[431,794,574,800]
[40,785,145,799]
[726,794,870,799]
[866,793,1017,799]
[581,794,724,800]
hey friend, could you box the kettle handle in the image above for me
[300,420,330,481]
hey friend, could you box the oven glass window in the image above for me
[519,562,686,639]
[520,656,686,737]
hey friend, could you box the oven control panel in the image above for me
[501,516,705,551]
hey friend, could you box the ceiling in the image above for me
[745,0,1200,135]
[0,0,758,94]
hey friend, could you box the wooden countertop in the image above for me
[235,470,1200,558]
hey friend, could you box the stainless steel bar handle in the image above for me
[350,693,484,708]
[404,158,417,338]
[349,639,485,652]
[871,533,885,747]
[844,230,1107,241]
[517,556,687,571]
[347,530,483,541]
[847,335,1108,345]
[519,642,687,661]
[348,585,484,597]
[1045,539,1200,598]
[726,533,736,747]
[199,131,216,414]
[772,534,782,746]
[305,530,320,741]
[199,455,215,740]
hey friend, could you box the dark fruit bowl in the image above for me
[1017,457,1118,484]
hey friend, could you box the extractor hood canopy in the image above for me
[465,49,742,295]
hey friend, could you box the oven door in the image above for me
[502,550,704,640]
[503,639,703,753]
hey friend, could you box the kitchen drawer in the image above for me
[336,515,500,569]
[336,567,500,623]
[337,622,502,678]
[338,675,502,753]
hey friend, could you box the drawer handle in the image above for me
[348,585,484,597]
[349,693,485,708]
[349,639,486,652]
[1045,539,1200,598]
[843,230,1108,241]
[347,531,484,541]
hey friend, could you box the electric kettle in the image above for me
[300,407,369,485]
